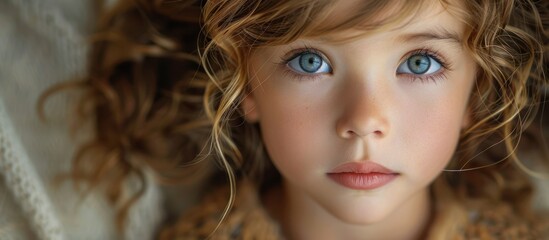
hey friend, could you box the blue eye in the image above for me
[287,52,332,74]
[397,53,442,75]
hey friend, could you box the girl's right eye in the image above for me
[287,52,332,75]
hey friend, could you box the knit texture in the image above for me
[0,0,163,239]
[163,180,549,240]
[160,181,283,240]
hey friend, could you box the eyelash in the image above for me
[279,47,331,82]
[279,46,452,83]
[398,48,452,83]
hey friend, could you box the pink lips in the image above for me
[327,162,398,190]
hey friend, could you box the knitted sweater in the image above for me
[161,180,549,240]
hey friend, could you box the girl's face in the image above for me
[242,0,476,225]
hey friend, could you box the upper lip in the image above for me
[328,161,397,174]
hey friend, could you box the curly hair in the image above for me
[40,0,549,237]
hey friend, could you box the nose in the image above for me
[335,75,390,140]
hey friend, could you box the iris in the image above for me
[287,51,331,75]
[299,53,323,73]
[397,52,442,76]
[407,54,431,74]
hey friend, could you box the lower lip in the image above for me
[327,173,398,190]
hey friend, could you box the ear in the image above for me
[241,92,259,123]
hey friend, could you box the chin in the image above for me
[328,204,393,225]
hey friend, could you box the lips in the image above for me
[327,161,399,190]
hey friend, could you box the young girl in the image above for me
[60,0,549,239]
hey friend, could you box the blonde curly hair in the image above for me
[41,0,549,236]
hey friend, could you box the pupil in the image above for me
[300,53,322,73]
[407,54,430,74]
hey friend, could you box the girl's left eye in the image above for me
[287,52,332,74]
[397,53,442,75]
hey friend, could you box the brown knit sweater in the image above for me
[159,181,549,240]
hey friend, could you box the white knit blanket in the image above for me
[0,0,163,239]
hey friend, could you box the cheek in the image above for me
[256,98,321,174]
[260,112,308,159]
[395,91,469,179]
[252,84,333,179]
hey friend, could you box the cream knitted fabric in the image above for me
[0,102,63,240]
[0,0,163,239]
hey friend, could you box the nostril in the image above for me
[343,130,355,138]
[341,129,383,139]
[336,119,388,139]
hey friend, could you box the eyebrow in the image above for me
[397,28,462,45]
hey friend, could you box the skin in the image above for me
[241,1,476,239]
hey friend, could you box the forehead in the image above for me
[302,0,466,42]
